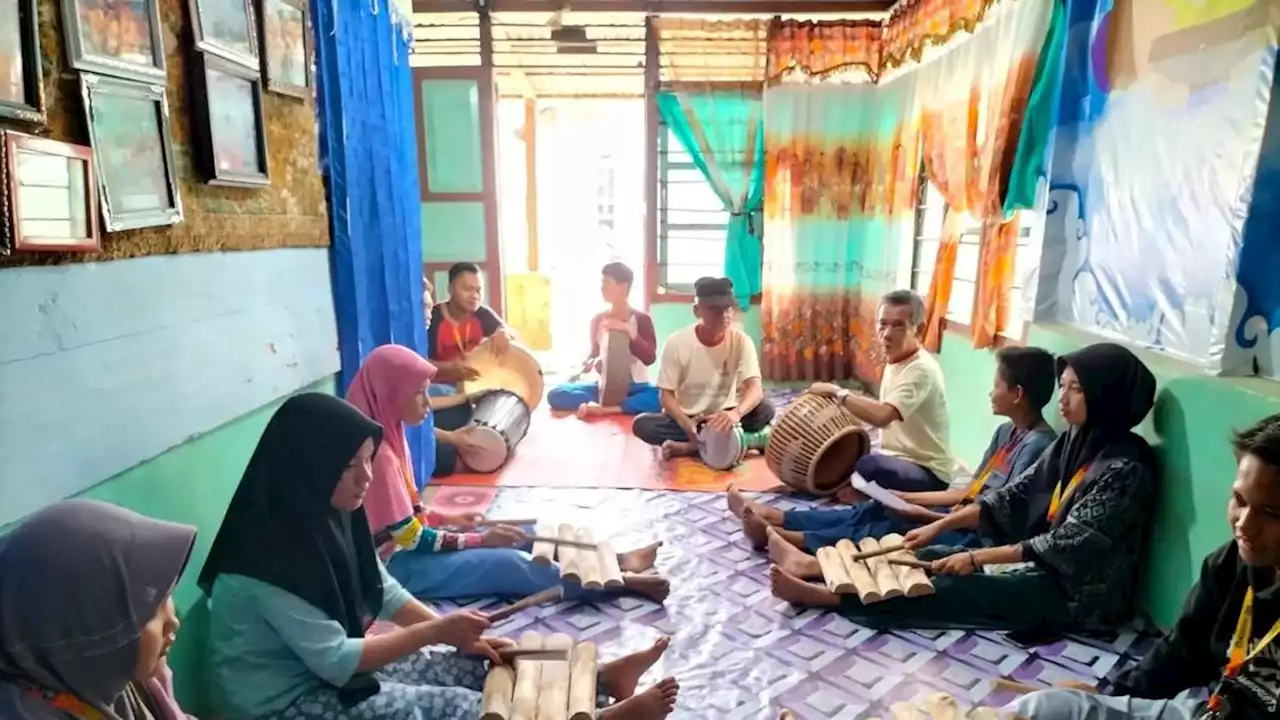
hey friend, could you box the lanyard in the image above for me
[1047,463,1090,522]
[962,431,1025,501]
[398,452,424,512]
[1206,586,1280,715]
[19,682,104,719]
[448,311,474,356]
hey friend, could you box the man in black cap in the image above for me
[632,276,774,460]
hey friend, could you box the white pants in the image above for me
[1006,689,1203,719]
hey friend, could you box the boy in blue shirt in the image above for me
[731,346,1058,552]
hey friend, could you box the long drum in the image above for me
[458,389,532,474]
[764,393,870,495]
[598,328,632,407]
[461,336,545,411]
[698,423,771,471]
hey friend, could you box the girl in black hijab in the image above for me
[202,393,679,720]
[767,343,1159,634]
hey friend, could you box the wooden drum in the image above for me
[764,393,870,496]
[460,336,546,411]
[598,329,632,407]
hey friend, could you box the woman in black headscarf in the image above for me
[767,343,1159,633]
[202,393,679,720]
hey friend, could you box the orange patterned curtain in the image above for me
[882,0,992,73]
[910,0,1053,350]
[766,19,884,83]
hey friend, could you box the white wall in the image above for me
[0,248,339,525]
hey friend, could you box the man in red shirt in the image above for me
[426,262,512,387]
[547,262,661,418]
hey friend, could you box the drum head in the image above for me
[699,425,745,471]
[460,337,545,411]
[459,425,509,474]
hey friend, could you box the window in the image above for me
[657,122,730,294]
[909,165,1042,336]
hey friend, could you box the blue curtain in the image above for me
[313,0,433,481]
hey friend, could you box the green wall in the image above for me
[0,376,337,714]
[934,325,1280,628]
[650,301,762,357]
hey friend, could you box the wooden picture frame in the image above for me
[61,0,167,85]
[80,74,183,231]
[192,52,270,188]
[0,0,46,126]
[190,0,260,69]
[259,0,312,99]
[0,131,99,254]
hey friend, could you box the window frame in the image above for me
[655,120,733,298]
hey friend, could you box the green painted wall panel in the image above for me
[420,79,484,194]
[421,201,488,263]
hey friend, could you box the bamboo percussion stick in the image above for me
[567,641,598,720]
[991,678,1040,695]
[887,557,934,571]
[498,648,571,661]
[511,633,544,720]
[847,542,905,562]
[489,586,565,623]
[480,663,517,720]
[596,540,625,589]
[536,634,573,720]
[531,521,557,565]
[476,518,539,528]
[528,535,599,551]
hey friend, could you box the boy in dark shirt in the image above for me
[1010,413,1280,719]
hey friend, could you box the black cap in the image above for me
[694,277,735,308]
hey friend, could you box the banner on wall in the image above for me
[1034,0,1274,376]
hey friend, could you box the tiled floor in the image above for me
[425,486,1162,719]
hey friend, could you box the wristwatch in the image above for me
[836,388,852,404]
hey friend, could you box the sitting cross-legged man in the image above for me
[730,346,1058,551]
[631,276,774,461]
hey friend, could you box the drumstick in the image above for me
[887,557,934,571]
[488,586,565,622]
[848,543,905,562]
[527,535,599,551]
[991,679,1040,695]
[498,647,570,661]
[475,518,538,528]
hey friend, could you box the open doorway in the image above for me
[497,98,646,374]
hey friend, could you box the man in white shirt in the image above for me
[808,289,955,495]
[632,277,774,460]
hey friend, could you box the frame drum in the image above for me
[458,389,532,473]
[461,337,546,411]
[598,329,633,407]
[764,393,870,495]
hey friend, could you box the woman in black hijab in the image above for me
[767,343,1159,634]
[202,393,679,720]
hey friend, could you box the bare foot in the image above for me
[766,527,821,578]
[779,711,798,720]
[619,542,662,573]
[660,440,698,460]
[576,403,596,419]
[623,573,671,603]
[598,677,679,720]
[727,487,748,518]
[600,636,672,700]
[770,565,841,607]
[742,508,769,550]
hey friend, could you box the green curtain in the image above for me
[656,90,765,308]
[1004,0,1068,213]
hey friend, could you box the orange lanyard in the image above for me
[397,449,424,510]
[1206,586,1280,716]
[1047,464,1090,522]
[962,432,1024,501]
[448,313,473,356]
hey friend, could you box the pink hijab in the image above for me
[345,345,437,534]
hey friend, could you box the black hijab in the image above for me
[1051,342,1157,481]
[198,393,385,702]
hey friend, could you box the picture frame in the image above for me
[80,74,184,231]
[258,0,312,99]
[190,0,260,69]
[0,0,47,126]
[192,52,270,188]
[0,131,99,254]
[61,0,167,85]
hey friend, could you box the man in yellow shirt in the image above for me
[808,289,955,495]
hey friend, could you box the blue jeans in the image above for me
[782,502,980,553]
[855,452,948,492]
[1006,690,1203,719]
[547,381,661,415]
[386,526,622,602]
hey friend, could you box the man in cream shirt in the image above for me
[808,289,955,494]
[631,277,775,460]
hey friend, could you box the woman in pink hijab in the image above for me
[346,344,670,602]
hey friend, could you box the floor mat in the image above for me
[430,388,805,492]
[426,487,1162,719]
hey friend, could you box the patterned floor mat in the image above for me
[426,487,1162,719]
